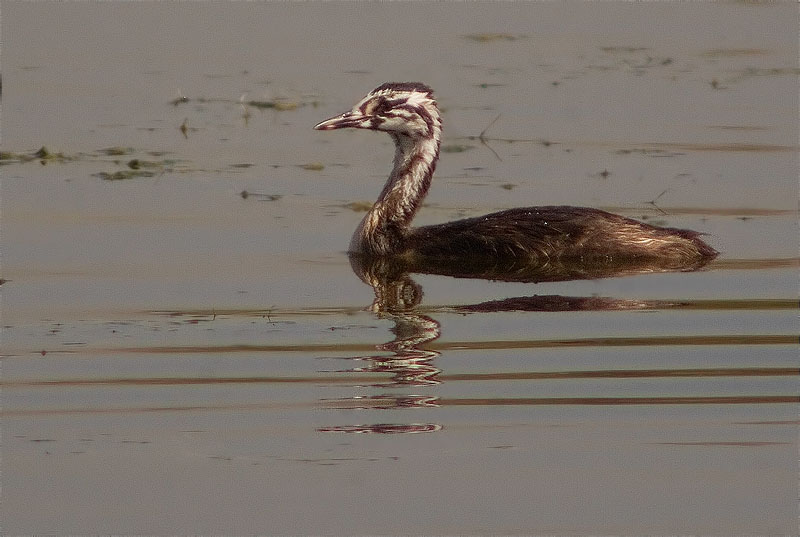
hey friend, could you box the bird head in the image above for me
[314,82,440,140]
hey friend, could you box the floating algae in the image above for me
[0,146,72,164]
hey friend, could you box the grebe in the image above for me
[314,82,717,265]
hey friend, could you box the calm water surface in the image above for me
[2,3,798,535]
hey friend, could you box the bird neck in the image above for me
[352,130,441,255]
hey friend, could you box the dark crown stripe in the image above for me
[373,82,434,96]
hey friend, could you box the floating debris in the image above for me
[94,170,156,181]
[0,146,186,177]
[0,150,35,164]
[300,162,325,171]
[127,159,165,170]
[240,190,282,201]
[35,146,67,161]
[170,90,189,106]
[0,146,72,164]
[99,146,134,156]
[34,146,53,158]
[247,99,294,110]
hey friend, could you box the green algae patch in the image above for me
[1,143,194,180]
[299,162,325,171]
[0,146,73,164]
[0,150,33,163]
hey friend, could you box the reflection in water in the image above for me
[322,270,443,387]
[318,270,445,434]
[318,423,442,434]
[349,241,716,284]
[318,250,718,435]
[359,273,442,387]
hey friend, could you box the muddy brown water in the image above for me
[2,3,798,535]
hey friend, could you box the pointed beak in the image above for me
[314,111,367,130]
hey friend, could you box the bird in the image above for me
[314,82,717,269]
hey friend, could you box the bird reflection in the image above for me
[317,250,714,435]
[351,243,715,284]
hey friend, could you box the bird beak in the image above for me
[314,112,366,130]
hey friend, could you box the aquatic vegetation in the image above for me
[299,162,325,171]
[94,153,184,180]
[0,146,73,164]
[0,143,189,180]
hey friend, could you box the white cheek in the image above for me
[405,92,428,108]
[383,118,406,130]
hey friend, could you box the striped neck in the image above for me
[351,129,441,255]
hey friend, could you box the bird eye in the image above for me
[372,97,391,115]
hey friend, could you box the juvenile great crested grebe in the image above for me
[314,82,717,264]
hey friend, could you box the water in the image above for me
[2,3,797,535]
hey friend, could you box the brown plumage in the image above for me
[315,82,717,269]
